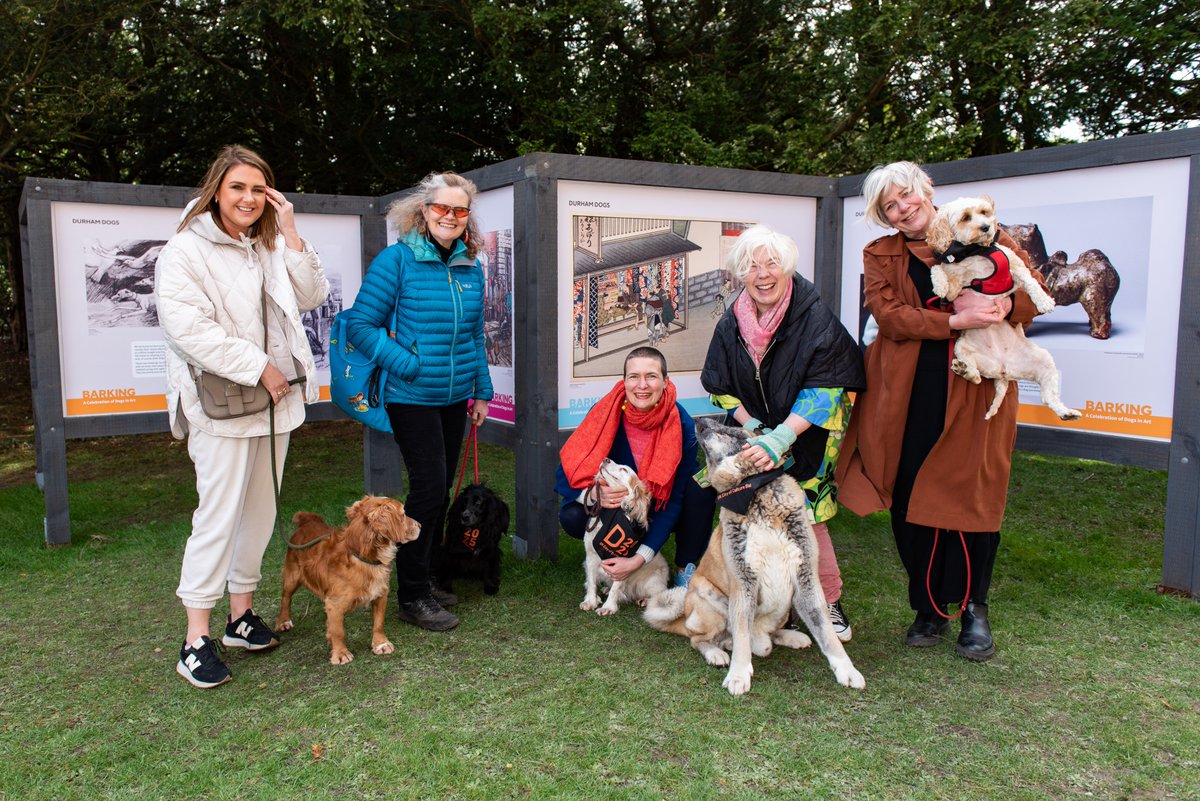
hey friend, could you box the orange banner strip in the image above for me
[1017,403,1171,440]
[65,386,333,416]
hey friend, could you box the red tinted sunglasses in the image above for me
[427,202,471,219]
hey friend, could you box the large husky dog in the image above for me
[644,418,864,695]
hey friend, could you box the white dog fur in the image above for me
[580,459,669,616]
[926,196,1081,421]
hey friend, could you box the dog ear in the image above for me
[980,193,994,211]
[925,211,953,253]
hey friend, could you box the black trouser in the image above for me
[560,480,716,568]
[386,401,469,603]
[891,516,999,613]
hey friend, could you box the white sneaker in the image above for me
[828,601,852,643]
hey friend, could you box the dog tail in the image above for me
[642,585,689,635]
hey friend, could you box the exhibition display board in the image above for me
[19,130,1200,597]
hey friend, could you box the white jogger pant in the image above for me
[177,428,290,609]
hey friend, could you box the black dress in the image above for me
[890,250,999,614]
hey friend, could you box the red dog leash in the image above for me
[927,528,972,620]
[452,423,480,503]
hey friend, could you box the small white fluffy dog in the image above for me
[580,459,669,616]
[926,196,1081,421]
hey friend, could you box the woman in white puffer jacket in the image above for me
[155,145,328,689]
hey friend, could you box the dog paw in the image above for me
[751,635,773,658]
[372,640,394,655]
[579,598,599,611]
[275,619,294,632]
[699,645,730,667]
[330,650,354,666]
[1059,408,1082,421]
[723,667,753,696]
[772,629,812,650]
[597,605,618,617]
[836,665,866,690]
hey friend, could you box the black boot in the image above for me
[956,601,995,661]
[905,610,950,647]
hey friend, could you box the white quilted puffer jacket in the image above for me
[155,212,330,439]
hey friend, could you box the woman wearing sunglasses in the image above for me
[344,171,493,632]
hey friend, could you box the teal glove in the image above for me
[741,416,763,434]
[748,425,797,466]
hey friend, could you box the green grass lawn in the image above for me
[1,402,1196,799]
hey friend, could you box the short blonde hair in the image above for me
[861,161,934,229]
[387,171,482,259]
[726,225,798,282]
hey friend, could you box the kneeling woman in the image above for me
[557,347,715,587]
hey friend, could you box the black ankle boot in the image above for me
[956,601,995,661]
[905,610,950,647]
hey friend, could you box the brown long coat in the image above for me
[835,230,1043,532]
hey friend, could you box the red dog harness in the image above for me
[933,240,1014,297]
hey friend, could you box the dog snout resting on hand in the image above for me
[643,419,863,695]
[580,459,669,616]
[275,495,420,665]
[926,196,1081,422]
[435,483,510,596]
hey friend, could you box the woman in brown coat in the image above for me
[835,161,1046,662]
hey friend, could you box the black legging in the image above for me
[386,401,470,603]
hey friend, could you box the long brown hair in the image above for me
[386,171,482,259]
[177,145,281,250]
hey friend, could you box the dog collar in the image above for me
[351,550,383,566]
[286,531,383,566]
[933,236,995,264]
[715,466,789,515]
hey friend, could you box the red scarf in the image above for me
[560,379,682,509]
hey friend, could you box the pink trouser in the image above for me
[813,522,843,604]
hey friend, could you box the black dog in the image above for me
[435,483,510,595]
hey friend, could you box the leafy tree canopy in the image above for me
[2,0,1196,342]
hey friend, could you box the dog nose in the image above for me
[979,223,990,233]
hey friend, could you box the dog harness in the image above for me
[714,466,789,515]
[932,240,1014,297]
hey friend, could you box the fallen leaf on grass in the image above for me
[312,743,325,760]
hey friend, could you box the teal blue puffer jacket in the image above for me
[344,232,493,406]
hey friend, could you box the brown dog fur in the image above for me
[275,496,420,665]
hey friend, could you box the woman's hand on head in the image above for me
[266,187,303,250]
[601,554,646,582]
[596,479,628,509]
[741,443,781,470]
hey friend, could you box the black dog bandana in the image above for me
[591,506,646,560]
[714,466,788,515]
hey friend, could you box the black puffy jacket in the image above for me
[701,274,866,481]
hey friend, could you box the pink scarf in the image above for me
[734,277,793,365]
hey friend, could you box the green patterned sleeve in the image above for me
[790,387,847,431]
